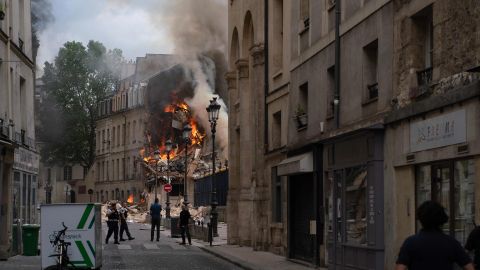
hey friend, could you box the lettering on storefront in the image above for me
[13,148,39,174]
[368,185,375,225]
[410,109,466,152]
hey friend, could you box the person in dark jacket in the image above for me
[396,200,474,270]
[150,198,162,242]
[119,202,134,241]
[106,202,120,244]
[466,224,480,270]
[179,205,191,245]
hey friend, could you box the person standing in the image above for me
[466,224,480,270]
[395,200,474,270]
[119,202,134,241]
[179,205,191,245]
[150,198,162,242]
[105,202,120,244]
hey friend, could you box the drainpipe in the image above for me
[334,0,341,129]
[264,0,269,153]
[6,0,12,139]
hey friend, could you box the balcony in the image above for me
[410,67,433,99]
[417,67,433,87]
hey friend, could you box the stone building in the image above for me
[228,0,480,269]
[383,0,480,268]
[0,0,38,258]
[93,54,177,203]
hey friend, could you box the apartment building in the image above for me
[0,0,38,258]
[93,54,177,203]
[228,0,480,269]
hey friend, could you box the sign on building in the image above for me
[410,109,466,152]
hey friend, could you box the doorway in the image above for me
[289,173,314,262]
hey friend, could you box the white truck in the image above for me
[41,203,102,269]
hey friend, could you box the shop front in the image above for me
[324,129,385,270]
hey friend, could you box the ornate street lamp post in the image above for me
[183,124,192,205]
[153,149,161,199]
[206,97,221,246]
[165,139,173,218]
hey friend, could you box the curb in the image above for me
[199,246,259,270]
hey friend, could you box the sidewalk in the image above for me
[162,222,322,270]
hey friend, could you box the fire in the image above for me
[190,118,206,146]
[127,194,134,204]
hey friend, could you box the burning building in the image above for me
[93,54,179,204]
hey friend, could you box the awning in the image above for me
[277,152,313,176]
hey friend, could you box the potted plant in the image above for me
[0,4,4,21]
[294,104,307,129]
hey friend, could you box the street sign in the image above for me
[164,184,172,193]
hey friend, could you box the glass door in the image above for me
[432,163,452,235]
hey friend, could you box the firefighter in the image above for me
[105,202,120,244]
[119,202,134,241]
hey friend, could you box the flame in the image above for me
[127,194,134,204]
[190,118,206,146]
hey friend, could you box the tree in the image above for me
[38,40,123,168]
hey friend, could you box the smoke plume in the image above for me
[31,0,54,63]
[150,0,229,157]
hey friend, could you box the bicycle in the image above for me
[45,222,76,270]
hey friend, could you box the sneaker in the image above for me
[120,239,126,241]
[114,241,120,245]
[179,242,186,245]
[128,237,135,240]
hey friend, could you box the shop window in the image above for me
[345,166,367,244]
[415,160,475,245]
[271,167,283,223]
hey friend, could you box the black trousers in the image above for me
[106,221,119,243]
[180,224,191,244]
[120,221,132,239]
[151,218,160,241]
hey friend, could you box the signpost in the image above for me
[164,184,172,193]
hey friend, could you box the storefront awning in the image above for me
[277,152,313,176]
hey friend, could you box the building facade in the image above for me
[383,0,480,267]
[93,54,177,204]
[0,0,38,258]
[228,0,480,269]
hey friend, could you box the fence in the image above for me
[193,170,228,207]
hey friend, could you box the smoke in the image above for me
[31,0,54,63]
[148,0,229,157]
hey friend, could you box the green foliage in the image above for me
[38,40,123,168]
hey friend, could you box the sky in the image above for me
[37,0,175,70]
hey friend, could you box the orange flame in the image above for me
[127,194,134,204]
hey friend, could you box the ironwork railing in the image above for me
[367,82,379,100]
[417,67,433,86]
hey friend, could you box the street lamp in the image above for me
[153,149,161,199]
[206,97,221,246]
[183,124,192,205]
[165,139,173,218]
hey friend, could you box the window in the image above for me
[327,66,335,118]
[272,0,284,72]
[79,185,86,194]
[272,111,282,149]
[83,166,88,178]
[112,126,116,148]
[122,124,126,145]
[102,130,105,151]
[412,6,433,87]
[47,168,51,185]
[117,125,120,146]
[415,160,475,245]
[132,121,137,143]
[271,167,283,222]
[363,40,379,101]
[300,0,310,25]
[64,166,72,181]
[345,166,367,244]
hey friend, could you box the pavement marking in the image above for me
[118,244,132,250]
[143,243,159,249]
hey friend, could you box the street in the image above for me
[0,222,242,270]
